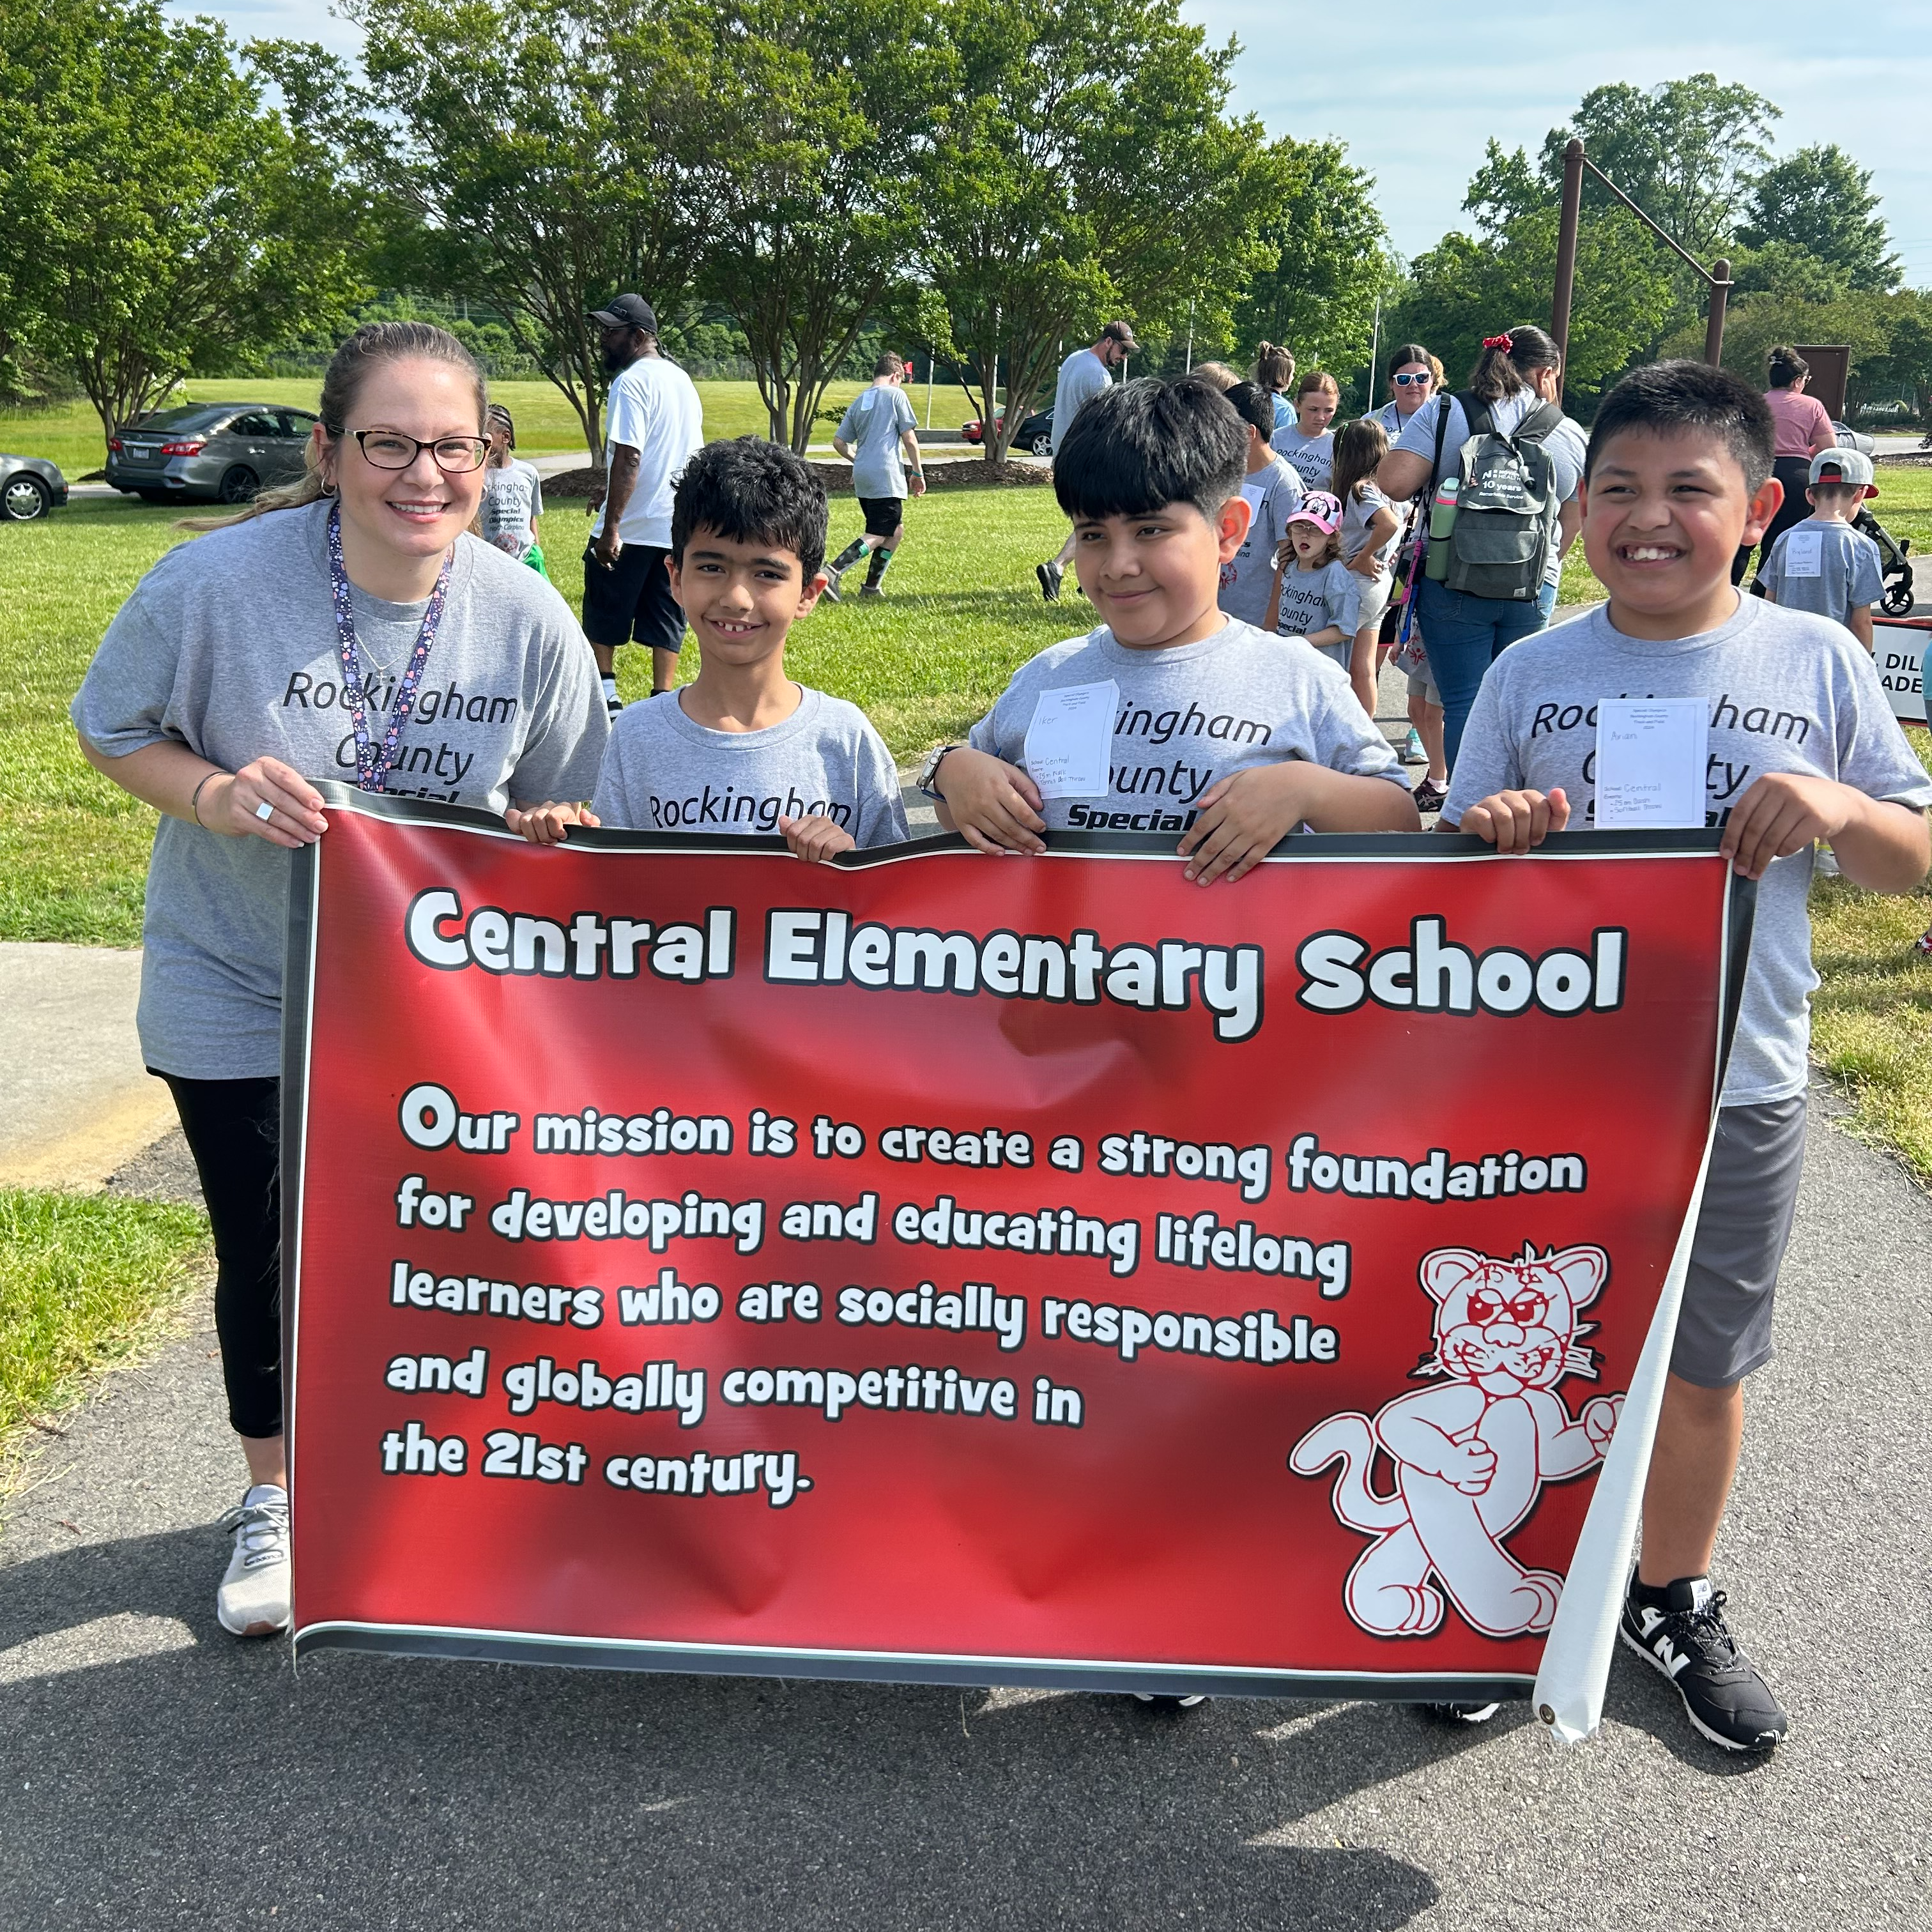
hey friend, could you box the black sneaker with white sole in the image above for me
[1422,1701,1499,1724]
[1132,1692,1207,1710]
[1036,560,1063,602]
[1620,1575,1788,1752]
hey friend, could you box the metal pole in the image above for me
[1185,300,1195,373]
[1551,138,1583,383]
[1365,294,1381,417]
[1705,261,1732,367]
[925,349,933,429]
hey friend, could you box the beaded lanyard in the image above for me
[326,501,452,793]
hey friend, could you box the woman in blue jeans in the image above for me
[1376,326,1586,769]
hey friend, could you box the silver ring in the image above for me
[254,799,276,822]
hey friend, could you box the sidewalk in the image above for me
[0,944,173,1190]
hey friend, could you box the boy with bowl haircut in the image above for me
[1443,361,1932,1754]
[1755,446,1883,652]
[511,438,907,858]
[924,376,1417,886]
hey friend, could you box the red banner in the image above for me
[284,792,1749,1706]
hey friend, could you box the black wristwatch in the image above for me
[917,744,962,800]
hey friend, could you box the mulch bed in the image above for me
[542,457,1052,499]
[1873,451,1932,468]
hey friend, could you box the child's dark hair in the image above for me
[1584,360,1774,495]
[1468,325,1560,403]
[1330,417,1388,506]
[670,436,828,578]
[1296,369,1340,402]
[1808,480,1863,510]
[1254,342,1295,394]
[1052,376,1247,523]
[1223,381,1275,440]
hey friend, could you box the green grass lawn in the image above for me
[0,487,1078,944]
[0,378,873,479]
[0,1190,207,1465]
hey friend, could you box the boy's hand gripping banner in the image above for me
[284,792,1751,1735]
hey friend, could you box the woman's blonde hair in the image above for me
[1189,361,1241,392]
[179,322,488,531]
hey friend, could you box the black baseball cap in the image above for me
[588,293,657,333]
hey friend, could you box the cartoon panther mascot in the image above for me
[1289,1243,1623,1639]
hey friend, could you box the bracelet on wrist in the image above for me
[190,769,222,827]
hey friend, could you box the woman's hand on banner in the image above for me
[212,758,328,848]
[505,801,599,845]
[930,748,1046,855]
[1455,786,1570,853]
[779,814,856,864]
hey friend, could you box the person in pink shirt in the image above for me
[1735,344,1837,587]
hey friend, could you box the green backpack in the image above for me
[1427,392,1564,602]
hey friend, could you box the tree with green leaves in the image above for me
[1232,138,1393,399]
[0,0,364,459]
[1738,144,1901,293]
[704,0,944,452]
[1539,74,1779,265]
[917,0,1273,463]
[333,0,740,467]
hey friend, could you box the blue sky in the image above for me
[178,0,1932,281]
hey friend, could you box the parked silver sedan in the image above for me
[0,453,68,521]
[105,402,319,504]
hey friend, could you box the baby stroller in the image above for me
[1856,505,1915,615]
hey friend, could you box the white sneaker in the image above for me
[216,1485,291,1637]
[1133,1692,1208,1709]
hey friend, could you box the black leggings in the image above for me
[158,1072,282,1440]
[1731,455,1814,586]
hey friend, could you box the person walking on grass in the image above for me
[480,404,549,578]
[583,293,704,710]
[826,351,926,601]
[1036,321,1136,601]
[70,321,608,1642]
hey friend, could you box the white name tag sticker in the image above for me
[1594,698,1708,830]
[1024,680,1117,801]
[1782,526,1824,579]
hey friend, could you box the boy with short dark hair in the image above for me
[1219,381,1306,630]
[924,376,1417,884]
[1444,360,1931,1753]
[1756,446,1883,652]
[510,438,907,858]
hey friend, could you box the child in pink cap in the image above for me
[1265,490,1364,676]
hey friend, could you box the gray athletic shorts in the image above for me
[1671,1095,1807,1387]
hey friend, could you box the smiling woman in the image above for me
[65,321,610,1644]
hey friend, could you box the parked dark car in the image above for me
[960,408,1054,456]
[105,402,319,504]
[0,453,68,521]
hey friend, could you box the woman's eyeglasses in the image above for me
[351,431,491,473]
[1392,372,1433,388]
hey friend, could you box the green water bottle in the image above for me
[1424,476,1459,582]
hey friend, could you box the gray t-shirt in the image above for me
[480,459,544,560]
[594,686,908,846]
[1273,557,1364,671]
[71,500,610,1079]
[1442,595,1932,1106]
[968,619,1404,832]
[836,385,919,501]
[1758,518,1883,628]
[1393,392,1585,589]
[1339,480,1399,571]
[1269,424,1334,491]
[1220,456,1306,628]
[1051,349,1112,456]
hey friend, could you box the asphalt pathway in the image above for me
[1,1077,1927,1930]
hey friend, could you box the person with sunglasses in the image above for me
[1367,344,1444,438]
[71,321,608,1642]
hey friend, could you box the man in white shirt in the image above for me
[825,352,926,599]
[1037,321,1135,602]
[583,293,705,709]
